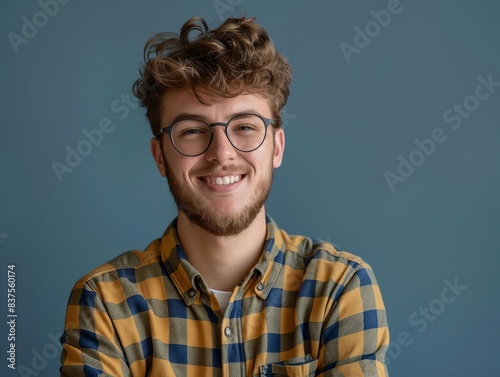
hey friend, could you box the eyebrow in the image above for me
[169,110,263,125]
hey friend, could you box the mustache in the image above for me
[192,164,251,176]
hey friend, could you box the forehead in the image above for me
[160,88,272,124]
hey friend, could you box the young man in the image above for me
[60,17,390,376]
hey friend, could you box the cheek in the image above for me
[246,152,273,174]
[164,151,188,179]
[259,140,277,165]
[173,158,204,184]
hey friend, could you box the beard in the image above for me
[164,159,274,237]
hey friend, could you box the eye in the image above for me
[174,120,210,138]
[235,123,257,131]
[180,128,206,136]
[229,121,261,134]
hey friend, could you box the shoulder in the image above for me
[283,230,368,267]
[280,229,378,287]
[73,238,163,288]
[278,232,385,316]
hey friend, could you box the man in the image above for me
[60,16,390,376]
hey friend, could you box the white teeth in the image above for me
[207,175,241,186]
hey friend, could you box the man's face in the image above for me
[151,88,285,236]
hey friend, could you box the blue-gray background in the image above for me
[1,1,499,376]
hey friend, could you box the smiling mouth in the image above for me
[201,175,244,186]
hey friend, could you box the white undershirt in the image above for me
[211,289,233,312]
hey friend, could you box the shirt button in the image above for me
[224,326,232,338]
[188,289,196,298]
[256,282,264,291]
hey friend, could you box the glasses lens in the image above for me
[227,114,267,152]
[171,120,211,156]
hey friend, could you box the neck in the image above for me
[176,209,267,291]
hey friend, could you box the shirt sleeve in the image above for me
[60,279,132,377]
[317,265,390,377]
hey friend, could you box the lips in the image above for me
[202,175,243,186]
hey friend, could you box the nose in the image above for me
[204,126,237,164]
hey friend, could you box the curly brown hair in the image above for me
[132,16,292,137]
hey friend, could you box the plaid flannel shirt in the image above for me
[60,216,389,376]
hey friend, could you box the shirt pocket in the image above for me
[257,355,318,376]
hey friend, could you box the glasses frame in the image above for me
[159,113,274,157]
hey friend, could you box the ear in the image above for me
[272,128,285,168]
[150,137,166,177]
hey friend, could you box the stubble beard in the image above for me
[164,160,274,237]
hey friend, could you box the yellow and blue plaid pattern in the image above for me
[60,217,389,376]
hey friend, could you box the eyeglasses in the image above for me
[159,113,274,157]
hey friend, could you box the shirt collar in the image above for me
[160,215,288,305]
